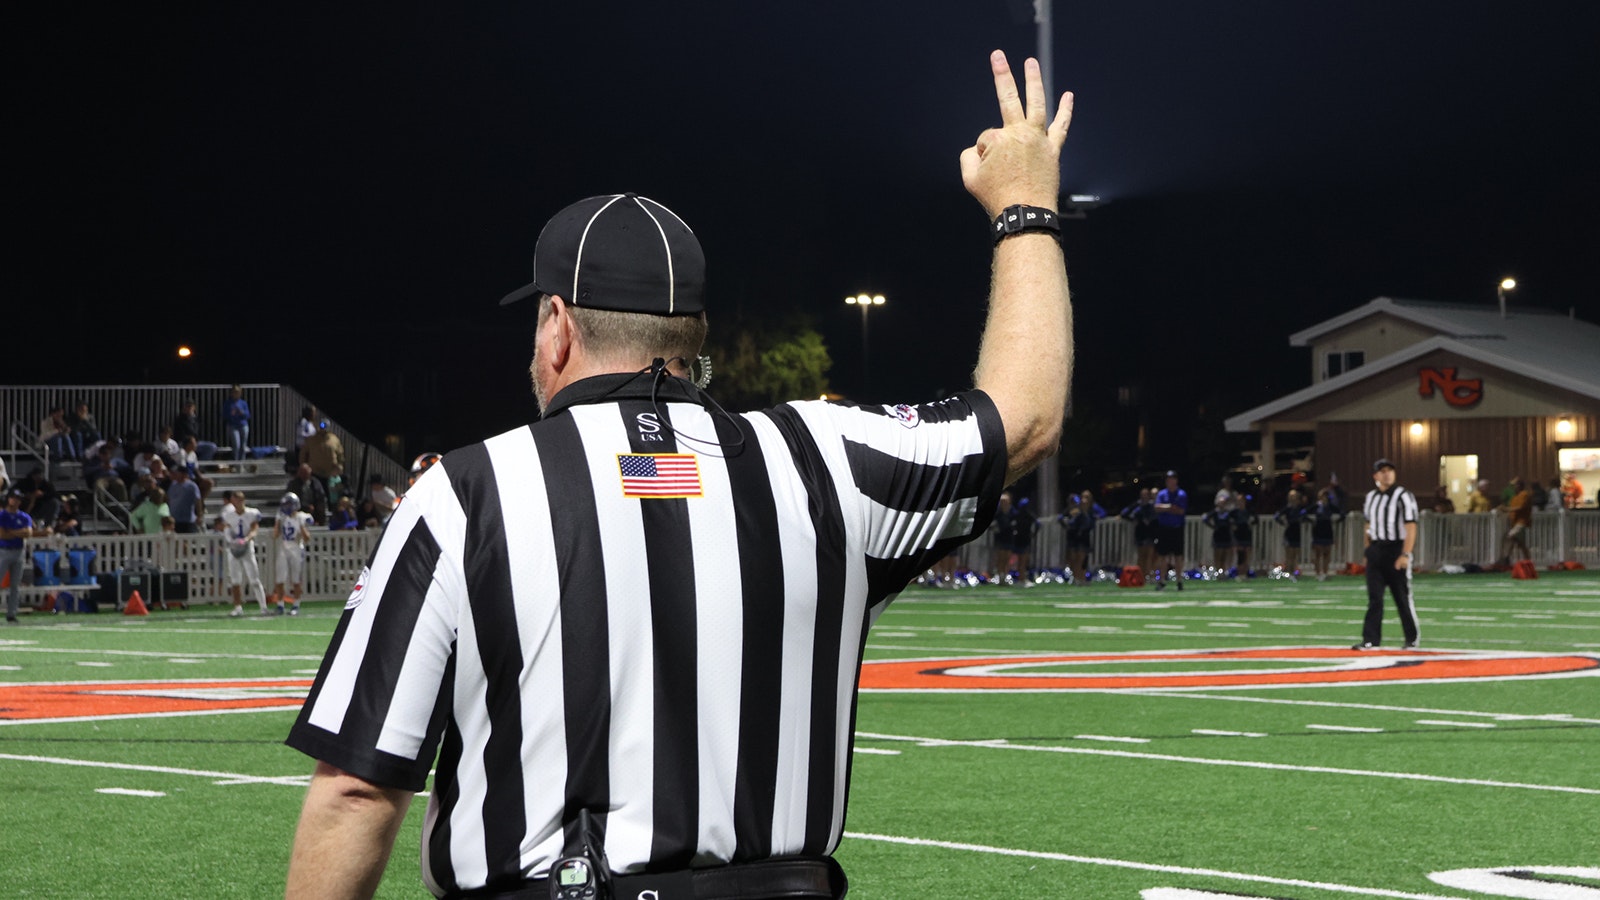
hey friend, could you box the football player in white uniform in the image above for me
[220,490,268,617]
[272,492,313,616]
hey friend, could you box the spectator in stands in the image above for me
[286,463,329,525]
[1499,478,1533,565]
[130,487,169,535]
[2,490,35,624]
[1201,497,1234,572]
[36,405,75,460]
[1230,500,1257,577]
[294,406,318,465]
[14,468,59,528]
[54,496,81,537]
[1274,489,1308,579]
[1432,485,1455,513]
[1120,488,1158,579]
[166,465,202,534]
[1550,476,1567,510]
[367,474,398,523]
[224,385,251,460]
[85,442,132,504]
[156,424,180,461]
[1467,479,1493,513]
[1560,472,1583,509]
[300,419,344,498]
[172,397,202,445]
[1309,486,1343,582]
[67,401,101,459]
[328,494,360,531]
[1529,481,1548,512]
[1153,470,1188,590]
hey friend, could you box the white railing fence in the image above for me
[19,529,381,606]
[953,510,1597,575]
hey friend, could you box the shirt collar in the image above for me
[540,371,705,419]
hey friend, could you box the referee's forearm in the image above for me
[974,231,1072,485]
[287,762,412,899]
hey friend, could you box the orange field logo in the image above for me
[0,678,313,723]
[858,647,1600,691]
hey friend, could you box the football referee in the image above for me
[285,51,1075,900]
[1354,458,1420,650]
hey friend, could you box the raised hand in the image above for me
[959,50,1074,217]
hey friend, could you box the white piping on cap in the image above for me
[632,196,676,314]
[572,194,627,305]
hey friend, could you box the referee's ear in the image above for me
[542,294,578,371]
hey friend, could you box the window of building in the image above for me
[1324,350,1365,379]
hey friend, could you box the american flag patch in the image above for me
[617,453,702,498]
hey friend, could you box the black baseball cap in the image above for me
[1372,458,1397,472]
[500,193,706,315]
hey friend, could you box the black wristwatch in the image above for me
[992,205,1061,244]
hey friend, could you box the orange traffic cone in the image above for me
[123,590,150,616]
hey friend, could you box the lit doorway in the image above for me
[1439,454,1479,511]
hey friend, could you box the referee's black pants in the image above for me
[1363,540,1418,646]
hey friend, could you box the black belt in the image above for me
[450,857,846,900]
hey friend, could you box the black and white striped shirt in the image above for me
[1363,483,1418,541]
[286,374,1006,895]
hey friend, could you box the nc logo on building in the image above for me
[1418,366,1483,408]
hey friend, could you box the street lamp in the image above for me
[844,293,886,391]
[1497,277,1516,318]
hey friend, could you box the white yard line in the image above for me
[1307,724,1384,733]
[844,832,1473,900]
[0,752,311,786]
[1111,689,1600,724]
[1073,734,1151,744]
[96,787,167,797]
[1415,720,1497,729]
[854,731,1600,795]
[1190,729,1266,737]
[0,646,323,661]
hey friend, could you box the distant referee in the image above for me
[1354,458,1419,650]
[284,51,1076,900]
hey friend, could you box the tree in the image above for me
[704,314,832,410]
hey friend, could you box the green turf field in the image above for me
[3,572,1597,898]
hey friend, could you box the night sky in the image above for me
[15,2,1599,483]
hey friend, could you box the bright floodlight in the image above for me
[1409,422,1424,438]
[1557,418,1575,436]
[845,295,858,304]
[872,295,885,305]
[177,345,193,359]
[1500,278,1517,291]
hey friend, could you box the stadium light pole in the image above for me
[845,294,886,393]
[1497,276,1516,318]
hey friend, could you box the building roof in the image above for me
[1227,297,1600,432]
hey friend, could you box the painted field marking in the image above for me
[1453,616,1497,621]
[76,661,113,667]
[0,646,322,661]
[167,659,206,664]
[1190,729,1266,737]
[97,788,167,797]
[853,731,1600,795]
[1074,734,1150,744]
[1416,720,1498,729]
[1207,622,1250,628]
[844,832,1472,900]
[0,665,19,671]
[1146,625,1187,630]
[1513,614,1557,619]
[1307,724,1384,733]
[0,752,312,786]
[1114,688,1600,725]
[853,747,900,756]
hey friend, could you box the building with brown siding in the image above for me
[1226,297,1600,510]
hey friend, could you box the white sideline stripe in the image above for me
[852,747,901,756]
[1415,719,1497,729]
[843,832,1472,900]
[97,787,167,797]
[1114,690,1600,725]
[0,705,300,728]
[853,731,1600,795]
[1307,724,1384,733]
[1191,729,1266,737]
[0,752,310,786]
[0,646,322,661]
[1074,734,1150,744]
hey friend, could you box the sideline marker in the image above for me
[123,590,150,617]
